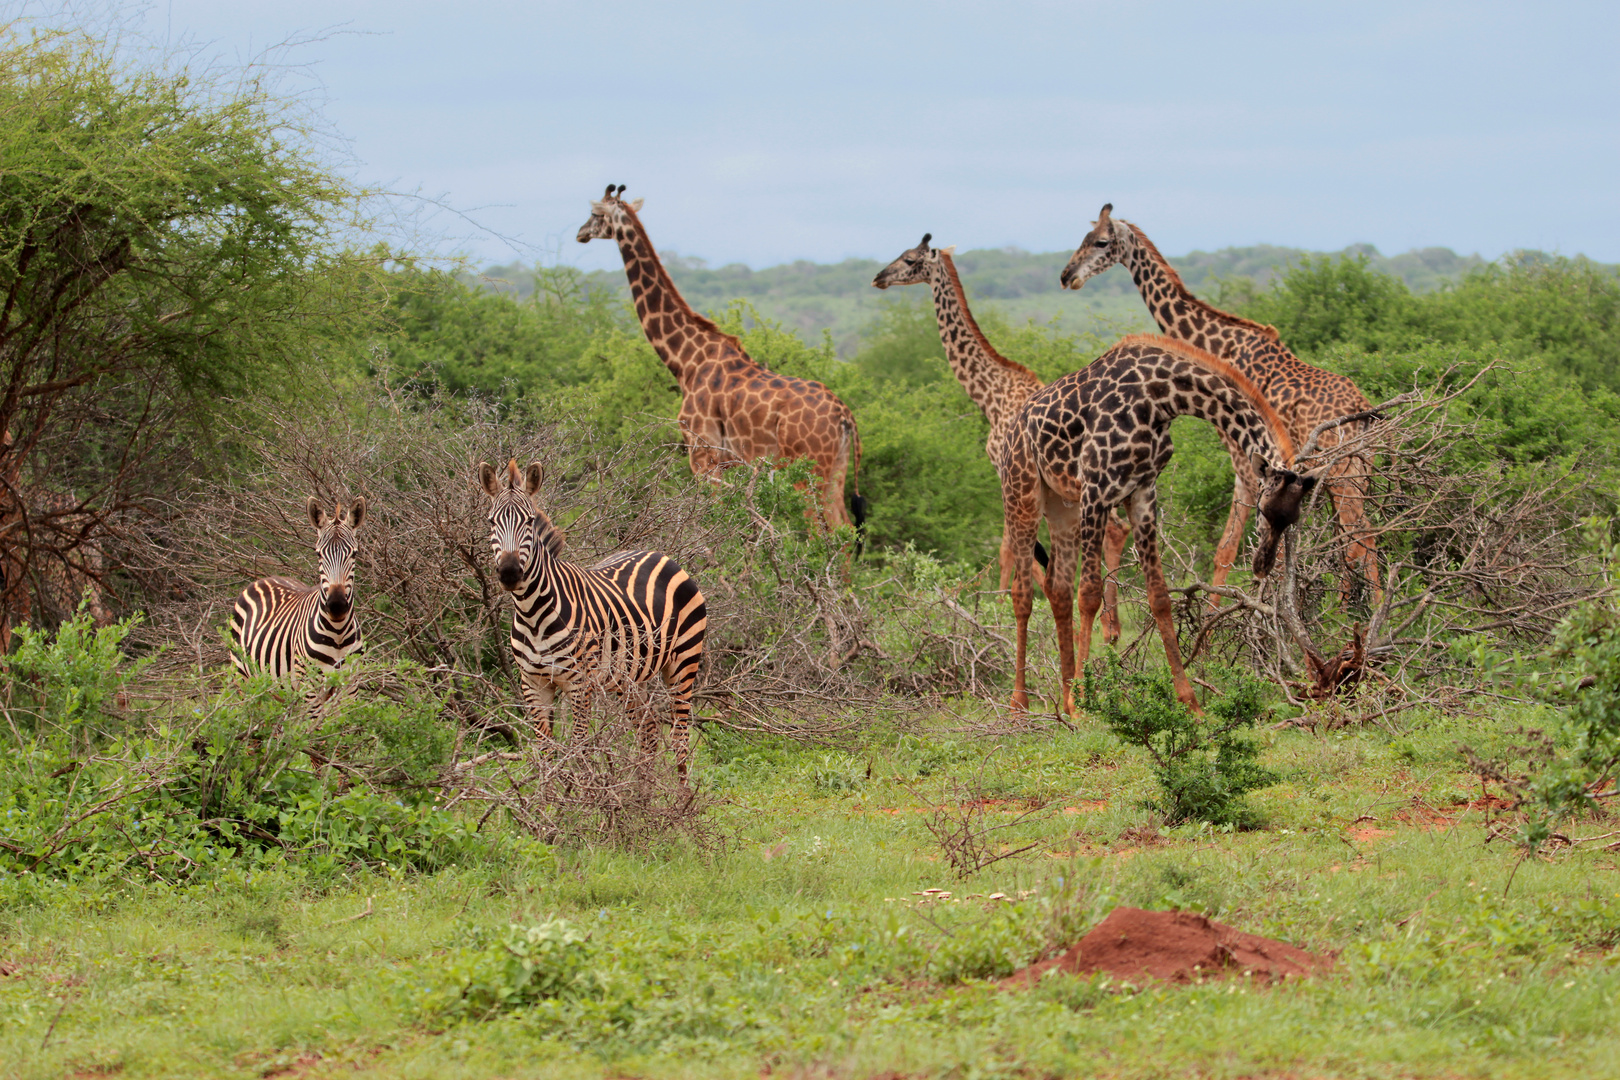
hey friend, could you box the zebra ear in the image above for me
[307,496,327,529]
[523,462,544,497]
[347,497,366,530]
[478,461,499,496]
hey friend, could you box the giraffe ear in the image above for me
[307,496,327,529]
[523,462,544,497]
[629,198,644,212]
[1249,452,1272,480]
[479,461,499,496]
[941,245,957,256]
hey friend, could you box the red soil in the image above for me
[1003,906,1328,988]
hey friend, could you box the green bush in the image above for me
[0,615,503,889]
[431,919,602,1020]
[1086,657,1278,827]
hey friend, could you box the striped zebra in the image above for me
[479,459,707,783]
[229,498,366,701]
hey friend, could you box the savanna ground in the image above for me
[4,676,1618,1080]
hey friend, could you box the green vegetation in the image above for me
[1088,658,1278,828]
[5,612,1620,1079]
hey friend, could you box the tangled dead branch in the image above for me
[1167,364,1609,710]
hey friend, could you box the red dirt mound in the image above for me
[1003,906,1327,988]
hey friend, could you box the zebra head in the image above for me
[479,459,561,592]
[306,497,365,620]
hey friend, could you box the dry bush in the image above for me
[439,700,724,851]
[1159,366,1609,716]
[121,376,1035,757]
[907,746,1051,879]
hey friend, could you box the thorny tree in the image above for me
[0,28,376,648]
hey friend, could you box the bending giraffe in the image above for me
[1002,335,1318,715]
[578,186,866,537]
[871,234,1129,639]
[1061,204,1380,603]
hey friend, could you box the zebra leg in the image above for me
[518,669,558,742]
[565,684,592,743]
[663,661,700,788]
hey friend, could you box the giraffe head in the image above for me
[479,459,563,592]
[1060,203,1132,291]
[1250,453,1319,579]
[306,497,365,620]
[871,233,943,289]
[576,183,644,244]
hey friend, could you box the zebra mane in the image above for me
[534,508,565,557]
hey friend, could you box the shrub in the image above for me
[1086,657,1278,827]
[430,919,602,1020]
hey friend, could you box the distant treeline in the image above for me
[474,241,1523,354]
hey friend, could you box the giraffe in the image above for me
[1061,204,1379,603]
[871,234,1129,640]
[1001,335,1318,715]
[578,185,866,536]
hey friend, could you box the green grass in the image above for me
[4,704,1620,1079]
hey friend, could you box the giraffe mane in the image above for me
[1125,224,1282,342]
[617,198,749,355]
[1118,333,1297,461]
[938,251,1040,383]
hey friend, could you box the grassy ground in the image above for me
[3,700,1619,1080]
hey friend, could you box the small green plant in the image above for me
[2,605,154,735]
[431,919,601,1020]
[1085,657,1278,827]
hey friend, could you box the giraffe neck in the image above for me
[1134,336,1295,462]
[1120,225,1278,359]
[613,216,724,386]
[928,252,1042,431]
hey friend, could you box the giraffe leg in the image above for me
[1100,511,1128,645]
[1129,487,1200,712]
[1004,483,1042,716]
[1042,499,1082,715]
[999,527,1047,594]
[1055,504,1101,714]
[1209,478,1256,607]
[1328,455,1381,608]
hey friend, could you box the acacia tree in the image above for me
[0,27,378,644]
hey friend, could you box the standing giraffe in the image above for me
[1002,335,1317,715]
[1060,204,1379,602]
[578,186,866,536]
[871,234,1128,640]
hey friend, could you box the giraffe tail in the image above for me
[843,417,868,557]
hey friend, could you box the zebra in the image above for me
[229,498,366,708]
[479,459,707,783]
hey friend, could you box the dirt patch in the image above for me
[1003,906,1329,988]
[1062,800,1108,814]
[1348,827,1394,843]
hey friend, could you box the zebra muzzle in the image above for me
[495,553,523,590]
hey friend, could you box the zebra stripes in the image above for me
[479,459,707,782]
[230,498,366,684]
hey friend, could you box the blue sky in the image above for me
[57,1,1620,268]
